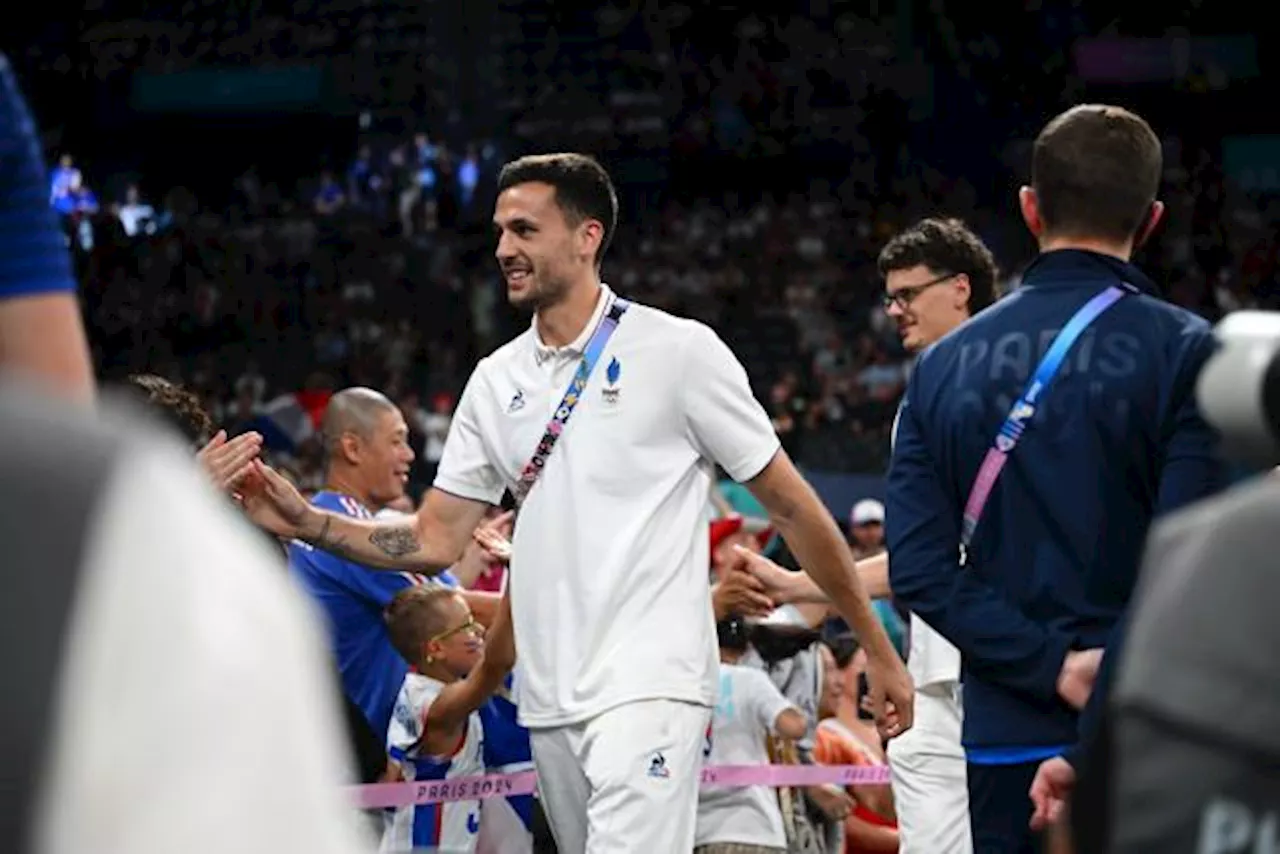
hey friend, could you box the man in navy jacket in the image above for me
[886,103,1228,852]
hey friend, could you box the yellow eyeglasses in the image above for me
[428,616,483,647]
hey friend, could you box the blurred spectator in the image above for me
[420,392,453,473]
[456,144,480,216]
[346,145,383,214]
[52,170,99,251]
[840,499,905,660]
[48,154,78,205]
[313,171,346,217]
[814,638,899,853]
[115,184,158,238]
[696,616,807,854]
[51,169,97,219]
[847,500,885,561]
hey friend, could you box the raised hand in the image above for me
[733,544,806,604]
[471,510,515,564]
[197,430,263,492]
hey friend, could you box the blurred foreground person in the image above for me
[0,382,372,854]
[1088,474,1280,852]
[0,54,95,402]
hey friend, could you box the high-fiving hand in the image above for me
[197,430,262,492]
[472,512,515,564]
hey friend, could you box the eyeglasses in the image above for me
[881,272,958,310]
[428,616,483,647]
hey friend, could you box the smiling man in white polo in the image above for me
[242,152,912,854]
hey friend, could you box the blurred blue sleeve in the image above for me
[0,54,76,299]
[1155,322,1230,514]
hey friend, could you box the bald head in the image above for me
[322,387,398,461]
[320,386,415,507]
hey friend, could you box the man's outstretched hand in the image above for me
[733,545,806,605]
[864,650,914,740]
[237,460,312,539]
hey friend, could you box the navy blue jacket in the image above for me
[886,249,1228,751]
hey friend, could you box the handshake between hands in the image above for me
[192,430,517,570]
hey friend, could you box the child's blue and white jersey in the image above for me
[381,673,485,853]
[477,687,534,853]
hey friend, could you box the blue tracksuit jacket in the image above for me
[886,249,1228,755]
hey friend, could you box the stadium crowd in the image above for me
[17,3,1276,494]
[50,123,1278,499]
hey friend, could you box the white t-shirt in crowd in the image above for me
[35,442,374,854]
[434,284,781,728]
[696,663,795,849]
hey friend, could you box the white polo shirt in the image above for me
[434,284,781,728]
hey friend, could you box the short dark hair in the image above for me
[497,153,618,266]
[124,374,215,447]
[825,633,861,670]
[877,217,998,312]
[1031,104,1162,244]
[384,585,459,665]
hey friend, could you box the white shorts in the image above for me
[887,681,971,854]
[529,698,711,854]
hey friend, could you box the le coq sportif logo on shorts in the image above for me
[646,751,670,779]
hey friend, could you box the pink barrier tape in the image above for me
[351,763,892,810]
[354,771,538,810]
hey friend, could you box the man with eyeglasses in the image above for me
[878,217,997,854]
[879,225,994,356]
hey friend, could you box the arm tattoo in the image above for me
[315,515,332,547]
[315,514,352,557]
[369,524,422,559]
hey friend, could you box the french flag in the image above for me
[242,390,331,452]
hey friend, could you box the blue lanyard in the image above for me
[512,298,630,505]
[959,284,1134,563]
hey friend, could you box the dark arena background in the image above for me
[8,2,1274,499]
[4,3,1279,853]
